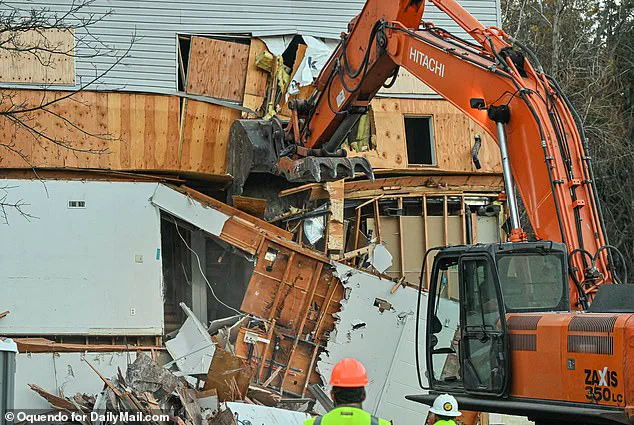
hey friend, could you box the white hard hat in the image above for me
[429,393,461,417]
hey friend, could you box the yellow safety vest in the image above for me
[304,407,392,425]
[434,420,457,425]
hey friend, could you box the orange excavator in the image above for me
[228,0,633,424]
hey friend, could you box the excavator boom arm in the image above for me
[295,0,615,306]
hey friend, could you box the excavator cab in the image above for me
[419,241,569,398]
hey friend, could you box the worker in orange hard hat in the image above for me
[304,358,392,425]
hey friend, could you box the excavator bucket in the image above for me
[226,119,373,195]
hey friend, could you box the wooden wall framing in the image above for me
[182,186,345,397]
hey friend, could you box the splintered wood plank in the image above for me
[325,179,345,252]
[187,37,249,102]
[204,348,254,401]
[244,38,270,98]
[233,195,267,218]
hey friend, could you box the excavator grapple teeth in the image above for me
[276,156,374,183]
[227,119,374,195]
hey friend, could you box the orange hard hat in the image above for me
[329,358,369,387]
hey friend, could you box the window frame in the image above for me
[403,114,437,167]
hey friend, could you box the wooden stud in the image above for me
[258,319,277,383]
[353,208,362,250]
[298,263,323,338]
[472,208,479,244]
[461,194,467,244]
[302,345,321,397]
[355,194,384,210]
[325,179,345,253]
[373,199,382,243]
[177,37,188,88]
[280,262,322,390]
[423,194,430,289]
[397,198,405,279]
[443,195,449,247]
[268,252,296,320]
[313,282,338,343]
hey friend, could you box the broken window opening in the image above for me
[177,34,191,92]
[281,35,306,70]
[404,116,436,166]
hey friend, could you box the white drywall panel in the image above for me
[14,351,146,409]
[317,263,461,424]
[150,185,229,237]
[0,179,164,335]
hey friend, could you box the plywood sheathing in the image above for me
[186,37,249,102]
[377,68,435,96]
[242,38,271,118]
[347,98,502,173]
[0,90,240,176]
[0,29,75,85]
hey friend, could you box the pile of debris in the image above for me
[30,352,311,424]
[27,304,318,425]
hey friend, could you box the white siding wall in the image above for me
[0,180,164,335]
[0,0,501,93]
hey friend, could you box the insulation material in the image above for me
[165,303,216,375]
[150,184,230,237]
[317,263,434,425]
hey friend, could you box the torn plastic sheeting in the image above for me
[225,401,311,425]
[150,184,229,236]
[165,303,216,375]
[304,216,325,244]
[370,243,393,273]
[260,35,294,56]
[290,36,335,90]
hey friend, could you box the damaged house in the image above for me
[0,0,506,424]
